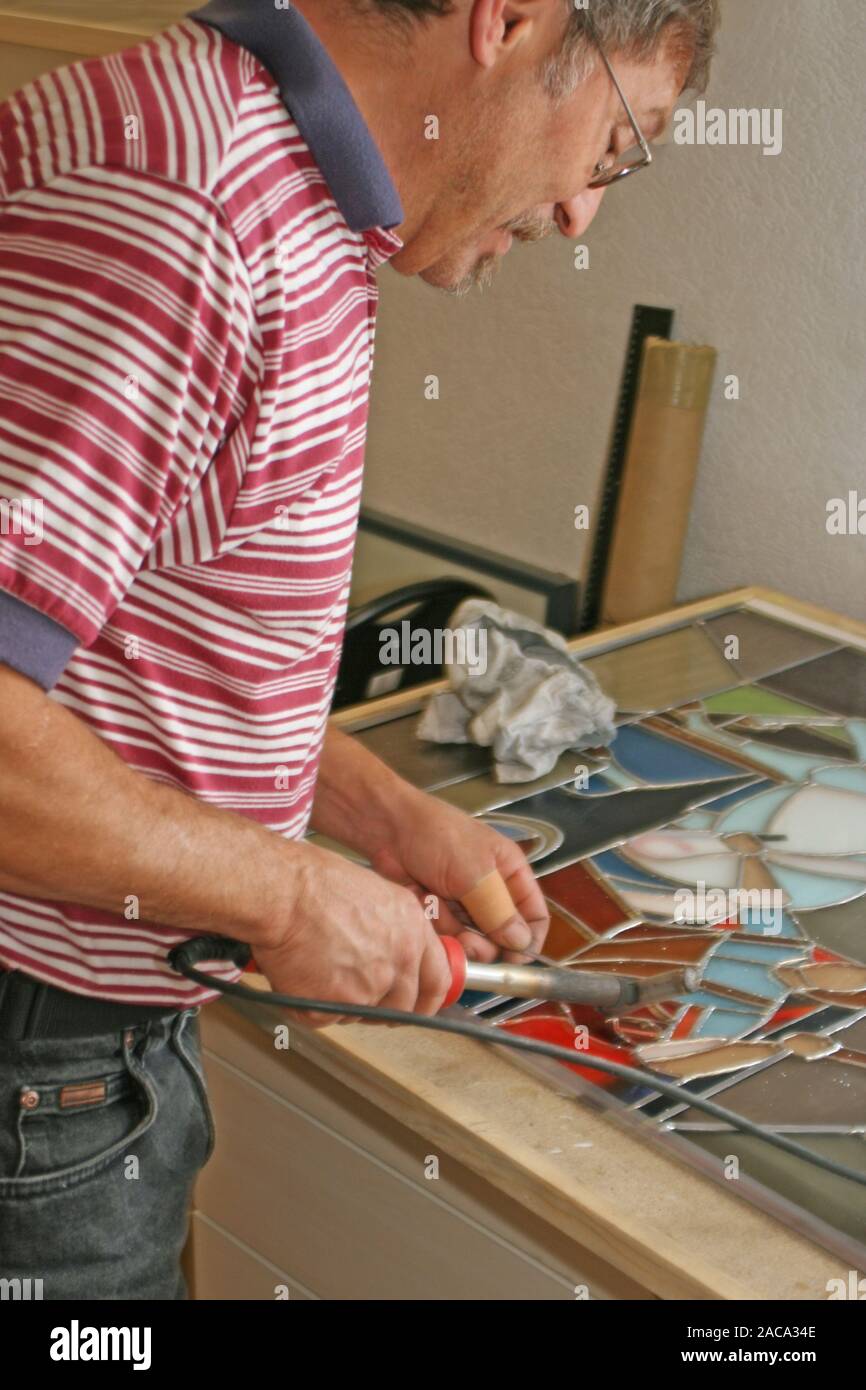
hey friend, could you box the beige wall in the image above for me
[365,0,866,621]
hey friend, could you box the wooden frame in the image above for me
[331,584,866,733]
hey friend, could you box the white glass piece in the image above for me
[768,784,866,854]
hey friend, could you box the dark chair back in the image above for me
[333,578,492,709]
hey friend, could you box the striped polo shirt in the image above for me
[0,2,403,1004]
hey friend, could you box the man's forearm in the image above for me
[311,724,421,859]
[0,664,301,950]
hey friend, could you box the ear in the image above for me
[469,0,554,70]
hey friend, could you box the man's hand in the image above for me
[0,669,534,1026]
[253,840,451,1027]
[368,787,549,964]
[0,667,450,1028]
[312,726,550,965]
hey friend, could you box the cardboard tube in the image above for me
[460,869,516,934]
[601,338,717,626]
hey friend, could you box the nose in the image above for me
[553,189,607,238]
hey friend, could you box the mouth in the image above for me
[476,211,554,264]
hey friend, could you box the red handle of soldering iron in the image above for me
[439,934,468,1008]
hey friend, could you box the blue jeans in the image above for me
[0,1010,214,1300]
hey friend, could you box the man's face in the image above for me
[389,15,686,293]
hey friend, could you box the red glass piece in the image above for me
[764,1000,818,1030]
[539,861,629,931]
[498,1008,634,1089]
[541,908,590,961]
[672,1005,705,1039]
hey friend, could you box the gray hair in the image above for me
[359,0,720,98]
[548,1,720,101]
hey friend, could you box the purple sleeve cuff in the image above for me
[0,590,79,689]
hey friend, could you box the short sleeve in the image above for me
[0,164,249,658]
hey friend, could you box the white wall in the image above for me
[364,0,866,621]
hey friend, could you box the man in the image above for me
[0,0,719,1298]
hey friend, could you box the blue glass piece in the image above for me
[619,1083,658,1106]
[849,722,866,761]
[715,938,807,965]
[681,986,759,1012]
[585,772,622,795]
[701,779,774,813]
[609,723,748,784]
[485,819,524,841]
[677,811,717,828]
[735,905,788,936]
[813,765,866,793]
[715,785,793,833]
[771,865,866,910]
[685,712,713,733]
[700,955,788,1001]
[692,1008,767,1039]
[751,911,804,941]
[738,741,842,780]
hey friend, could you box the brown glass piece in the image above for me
[761,647,866,720]
[541,908,593,961]
[700,611,838,681]
[539,860,629,929]
[583,624,736,715]
[797,897,866,964]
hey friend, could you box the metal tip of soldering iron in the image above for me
[633,966,701,1006]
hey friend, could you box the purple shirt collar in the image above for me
[188,0,404,234]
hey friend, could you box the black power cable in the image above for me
[169,935,866,1190]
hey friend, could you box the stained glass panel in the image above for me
[342,608,866,1264]
[441,618,866,1266]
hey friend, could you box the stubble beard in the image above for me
[429,207,558,296]
[445,252,499,297]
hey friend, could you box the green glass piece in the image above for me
[704,686,828,718]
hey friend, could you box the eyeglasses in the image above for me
[584,18,653,189]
